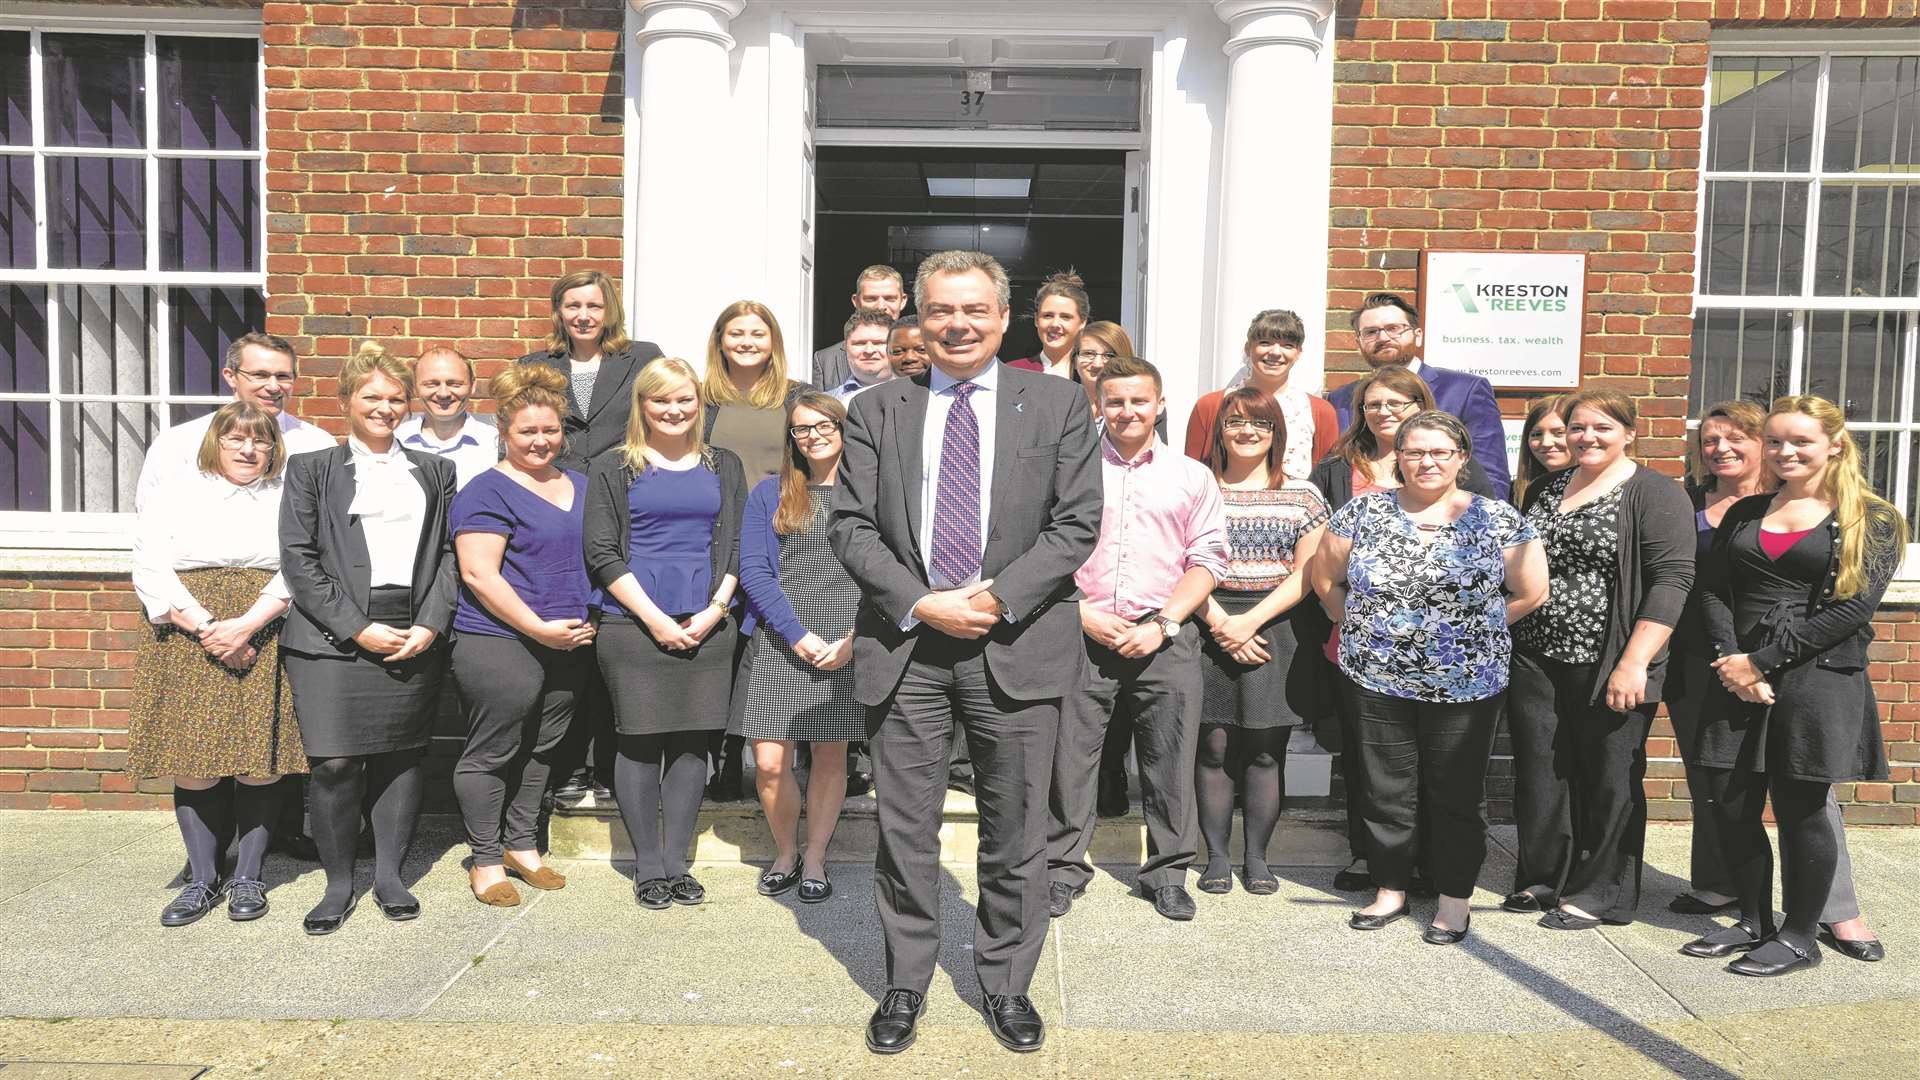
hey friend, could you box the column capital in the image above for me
[631,0,747,49]
[1212,0,1335,57]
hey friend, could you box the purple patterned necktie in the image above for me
[930,381,982,585]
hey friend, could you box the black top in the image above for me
[1513,470,1625,664]
[515,342,664,474]
[583,445,748,609]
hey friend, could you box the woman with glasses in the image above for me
[129,404,305,927]
[1312,412,1548,944]
[1193,388,1329,894]
[1506,388,1695,929]
[1009,270,1089,377]
[1186,310,1338,481]
[1306,366,1494,895]
[739,392,862,902]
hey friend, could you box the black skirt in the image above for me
[1200,591,1315,730]
[596,613,737,736]
[284,586,448,758]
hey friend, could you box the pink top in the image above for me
[1760,527,1813,560]
[1352,466,1390,497]
[1074,437,1230,621]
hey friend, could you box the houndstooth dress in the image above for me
[738,486,866,741]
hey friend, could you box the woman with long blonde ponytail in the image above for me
[1686,395,1906,977]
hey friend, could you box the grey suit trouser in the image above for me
[871,634,1058,997]
[1048,631,1202,893]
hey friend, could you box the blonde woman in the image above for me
[584,357,748,909]
[280,342,459,934]
[1686,396,1907,976]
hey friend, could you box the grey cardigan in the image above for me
[1520,465,1697,705]
[582,445,748,610]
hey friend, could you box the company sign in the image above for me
[1418,250,1586,390]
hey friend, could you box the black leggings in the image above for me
[613,732,710,883]
[307,748,425,917]
[1196,724,1288,875]
[1702,765,1837,950]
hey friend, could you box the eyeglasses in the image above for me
[1222,417,1275,433]
[788,420,841,439]
[1074,349,1119,363]
[1361,400,1418,414]
[233,368,296,385]
[1397,448,1462,463]
[218,435,273,451]
[888,345,929,357]
[1357,323,1413,341]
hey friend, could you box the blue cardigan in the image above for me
[738,475,810,643]
[1329,361,1510,499]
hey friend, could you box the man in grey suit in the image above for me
[831,250,1101,1056]
[812,263,907,389]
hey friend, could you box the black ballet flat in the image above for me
[1196,871,1233,895]
[1727,938,1821,977]
[1680,920,1764,958]
[1538,909,1621,931]
[303,893,359,936]
[1348,903,1410,931]
[1501,889,1548,914]
[1820,924,1886,963]
[1423,916,1471,946]
[377,897,421,922]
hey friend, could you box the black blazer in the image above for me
[829,364,1103,706]
[516,342,663,474]
[278,444,459,656]
[583,445,748,611]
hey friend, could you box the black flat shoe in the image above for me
[668,873,705,906]
[1423,915,1471,945]
[303,893,358,936]
[377,896,421,921]
[1197,870,1233,895]
[798,875,833,904]
[1728,938,1821,977]
[1820,925,1886,962]
[225,878,269,922]
[1669,893,1739,915]
[1047,881,1083,919]
[1332,859,1372,892]
[160,880,224,927]
[633,876,673,910]
[757,865,800,897]
[1243,865,1279,896]
[1538,909,1616,931]
[1348,903,1410,931]
[865,988,924,1054]
[984,993,1045,1052]
[1151,884,1196,921]
[1501,889,1547,913]
[1680,920,1764,958]
[549,778,590,807]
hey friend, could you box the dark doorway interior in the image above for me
[812,147,1126,360]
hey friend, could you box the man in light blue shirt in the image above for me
[396,346,498,490]
[829,309,898,403]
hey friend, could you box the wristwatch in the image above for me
[1149,613,1181,639]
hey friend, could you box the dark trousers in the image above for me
[551,643,614,785]
[1508,649,1654,922]
[1331,668,1431,874]
[450,634,585,865]
[1048,631,1200,891]
[871,635,1058,998]
[1348,683,1502,898]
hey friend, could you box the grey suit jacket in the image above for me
[830,363,1102,706]
[811,341,849,391]
[278,444,459,656]
[515,342,663,474]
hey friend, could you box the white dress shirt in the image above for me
[395,412,499,490]
[347,437,428,588]
[132,471,290,621]
[135,408,336,515]
[919,360,1000,590]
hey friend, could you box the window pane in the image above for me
[57,285,153,514]
[47,156,145,270]
[0,403,51,511]
[1707,56,1818,173]
[1701,180,1808,295]
[60,401,159,513]
[1824,56,1920,173]
[1806,311,1910,423]
[157,37,258,151]
[160,159,258,272]
[169,287,263,397]
[1814,184,1920,297]
[0,284,48,393]
[43,34,145,149]
[0,155,31,269]
[1688,308,1792,415]
[1855,427,1899,515]
[0,32,27,145]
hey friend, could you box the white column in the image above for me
[627,0,746,362]
[1210,1,1336,392]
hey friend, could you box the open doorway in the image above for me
[811,147,1127,360]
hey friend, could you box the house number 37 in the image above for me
[958,90,986,115]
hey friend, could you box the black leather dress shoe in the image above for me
[634,876,673,910]
[160,880,224,927]
[1047,881,1083,919]
[1680,920,1764,958]
[1423,916,1471,945]
[865,988,924,1054]
[1348,903,1410,931]
[757,865,800,897]
[1728,938,1821,977]
[303,893,358,936]
[1151,884,1196,921]
[984,993,1045,1052]
[798,875,833,904]
[1332,859,1372,892]
[1820,925,1886,962]
[669,873,705,906]
[225,878,269,922]
[1669,893,1738,915]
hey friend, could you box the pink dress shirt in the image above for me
[1074,437,1230,621]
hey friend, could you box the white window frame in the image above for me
[0,7,265,555]
[1697,35,1920,584]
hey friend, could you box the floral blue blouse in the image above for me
[1327,491,1538,703]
